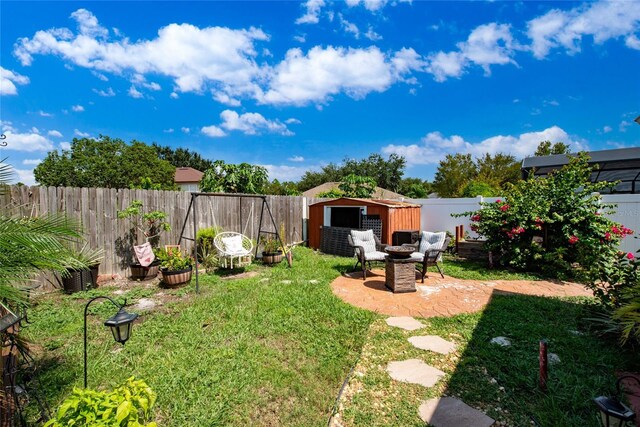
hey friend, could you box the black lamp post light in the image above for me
[84,296,139,388]
[594,375,639,427]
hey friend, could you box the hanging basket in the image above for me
[130,260,160,280]
[161,266,193,286]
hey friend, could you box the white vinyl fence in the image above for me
[410,194,640,255]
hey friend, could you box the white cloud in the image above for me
[544,99,559,107]
[427,23,518,82]
[22,159,42,165]
[288,155,304,162]
[527,1,640,59]
[382,125,586,166]
[261,164,312,181]
[213,91,242,106]
[15,9,269,101]
[339,14,360,38]
[48,130,63,138]
[143,81,161,91]
[13,169,37,186]
[170,92,179,99]
[92,70,108,81]
[263,46,423,106]
[163,128,174,133]
[181,127,191,133]
[38,110,53,117]
[74,129,90,137]
[0,124,54,152]
[364,27,382,41]
[285,118,301,125]
[93,87,115,97]
[0,67,30,96]
[201,125,226,138]
[619,120,632,132]
[603,125,612,133]
[216,110,293,136]
[294,34,306,43]
[72,104,84,112]
[296,0,325,25]
[346,0,411,12]
[60,141,71,150]
[128,86,143,98]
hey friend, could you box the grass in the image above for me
[438,254,545,281]
[24,247,375,426]
[24,248,637,426]
[337,294,639,427]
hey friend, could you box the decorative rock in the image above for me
[418,397,495,427]
[490,336,511,347]
[387,359,445,387]
[259,278,269,283]
[548,353,561,365]
[281,280,292,284]
[113,289,128,295]
[409,336,456,354]
[386,316,425,331]
[309,279,319,284]
[135,298,157,311]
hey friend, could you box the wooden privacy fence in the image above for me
[1,186,306,278]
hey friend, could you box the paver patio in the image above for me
[331,269,592,317]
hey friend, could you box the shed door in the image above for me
[325,206,365,228]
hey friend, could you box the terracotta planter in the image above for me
[262,251,283,265]
[161,266,193,286]
[130,260,160,280]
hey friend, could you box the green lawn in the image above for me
[24,248,637,426]
[25,248,375,426]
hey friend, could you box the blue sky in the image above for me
[1,0,639,186]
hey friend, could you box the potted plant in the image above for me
[61,246,104,293]
[117,200,171,280]
[260,235,283,265]
[155,247,194,286]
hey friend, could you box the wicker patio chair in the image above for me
[214,232,253,269]
[347,229,388,280]
[403,231,450,283]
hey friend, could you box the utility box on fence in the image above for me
[308,198,421,256]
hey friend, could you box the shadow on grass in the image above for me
[434,291,639,426]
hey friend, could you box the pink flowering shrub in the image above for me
[457,153,632,282]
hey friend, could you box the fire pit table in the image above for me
[384,246,417,293]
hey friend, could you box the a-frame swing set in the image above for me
[177,192,286,293]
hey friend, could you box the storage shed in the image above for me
[308,198,421,255]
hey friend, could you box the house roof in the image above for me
[521,147,640,193]
[174,167,204,183]
[302,182,406,199]
[308,197,420,208]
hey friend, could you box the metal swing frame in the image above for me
[177,192,286,293]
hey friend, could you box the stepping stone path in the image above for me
[385,316,425,331]
[384,316,495,426]
[490,336,511,346]
[387,359,445,388]
[419,397,495,427]
[408,335,456,354]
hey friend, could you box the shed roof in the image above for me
[309,197,420,208]
[175,167,204,183]
[302,182,406,199]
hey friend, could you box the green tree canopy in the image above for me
[338,174,376,198]
[264,179,301,196]
[534,141,572,156]
[297,153,406,192]
[398,177,432,198]
[432,154,477,198]
[34,136,177,190]
[200,160,268,194]
[152,143,214,172]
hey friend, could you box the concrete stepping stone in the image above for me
[409,336,456,354]
[418,397,495,427]
[386,316,425,331]
[490,336,511,346]
[134,298,157,311]
[387,359,445,387]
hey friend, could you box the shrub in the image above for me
[45,377,157,427]
[154,247,194,271]
[196,226,222,270]
[459,153,633,282]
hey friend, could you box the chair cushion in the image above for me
[222,235,244,254]
[409,252,424,262]
[351,230,377,254]
[364,251,387,262]
[418,231,447,254]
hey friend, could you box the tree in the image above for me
[264,180,301,196]
[432,154,477,198]
[297,153,406,192]
[398,177,432,198]
[338,174,376,198]
[34,136,177,189]
[152,143,214,172]
[476,153,521,189]
[200,160,268,194]
[535,141,571,156]
[461,180,500,197]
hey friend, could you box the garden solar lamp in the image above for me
[593,375,639,427]
[84,296,139,388]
